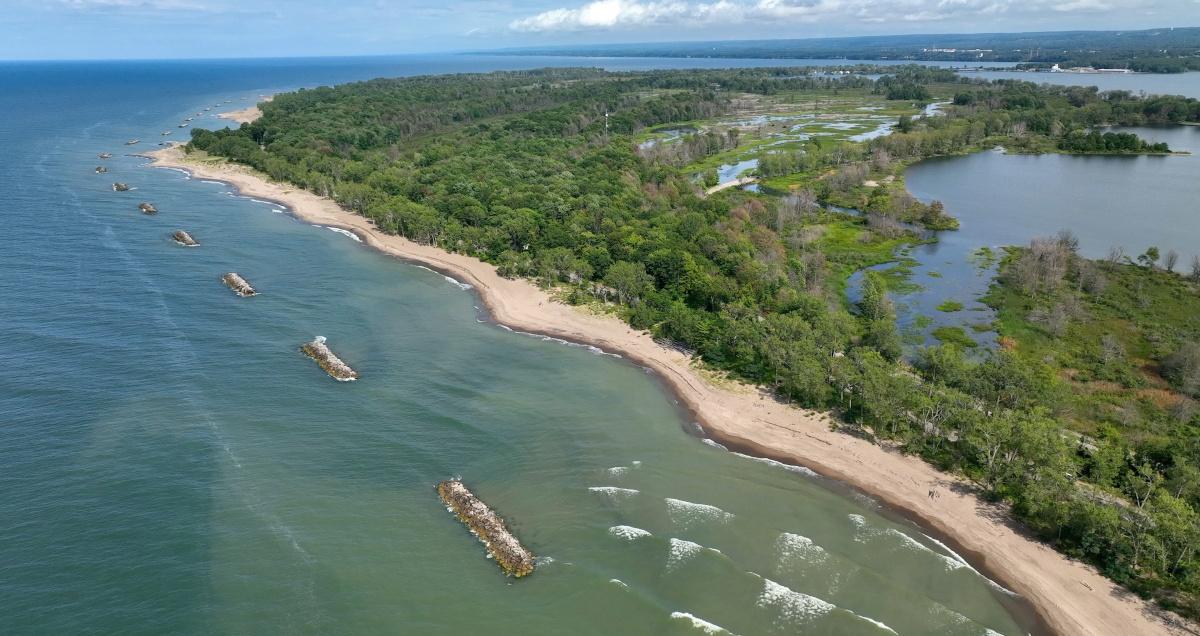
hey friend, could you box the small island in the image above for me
[437,478,535,578]
[171,230,198,246]
[221,272,257,297]
[299,336,358,381]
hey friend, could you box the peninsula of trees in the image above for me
[188,67,1200,618]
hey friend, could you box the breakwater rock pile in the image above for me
[437,478,535,577]
[112,183,130,192]
[138,202,157,215]
[299,336,358,381]
[95,166,108,174]
[221,272,257,297]
[172,230,198,247]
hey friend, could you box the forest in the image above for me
[188,66,1200,618]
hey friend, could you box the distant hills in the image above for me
[485,27,1200,72]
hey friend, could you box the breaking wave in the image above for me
[756,578,835,625]
[776,532,829,567]
[666,498,734,528]
[733,452,818,477]
[608,525,651,541]
[589,486,639,501]
[669,611,732,634]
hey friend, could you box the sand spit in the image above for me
[171,230,198,247]
[299,336,358,381]
[221,272,257,297]
[138,202,158,215]
[147,144,1196,636]
[437,478,535,578]
[218,96,272,125]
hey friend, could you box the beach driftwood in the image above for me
[221,272,257,297]
[300,336,358,381]
[437,478,535,578]
[138,202,158,215]
[112,182,130,192]
[172,230,198,247]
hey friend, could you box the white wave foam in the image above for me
[666,498,734,528]
[199,179,224,185]
[609,578,628,588]
[248,197,276,205]
[776,532,829,567]
[160,167,190,177]
[756,578,835,625]
[855,615,899,635]
[608,525,651,541]
[607,466,629,477]
[702,438,728,451]
[667,538,703,571]
[631,460,642,467]
[502,327,621,358]
[669,611,731,634]
[589,486,639,501]
[443,275,472,290]
[324,226,363,243]
[733,452,818,477]
[852,514,976,574]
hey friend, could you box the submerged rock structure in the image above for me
[221,272,257,297]
[124,139,139,146]
[138,202,157,215]
[437,478,535,578]
[98,152,112,159]
[172,230,198,247]
[300,336,358,381]
[112,182,130,192]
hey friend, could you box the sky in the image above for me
[0,0,1197,60]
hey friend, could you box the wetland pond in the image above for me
[849,125,1200,349]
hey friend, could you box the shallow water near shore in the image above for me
[0,58,1043,635]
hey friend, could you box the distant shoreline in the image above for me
[145,143,1194,636]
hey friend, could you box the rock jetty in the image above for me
[300,336,358,381]
[138,202,157,215]
[437,478,535,578]
[172,230,198,246]
[221,272,257,297]
[95,166,108,174]
[112,182,130,192]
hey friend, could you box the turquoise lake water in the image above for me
[0,56,1062,635]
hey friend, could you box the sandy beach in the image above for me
[217,96,272,125]
[146,143,1195,636]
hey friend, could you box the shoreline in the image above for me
[145,144,1195,636]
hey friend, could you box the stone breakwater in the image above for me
[221,272,257,297]
[437,479,535,578]
[172,230,198,246]
[299,336,358,381]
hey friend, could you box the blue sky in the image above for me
[1,0,1197,60]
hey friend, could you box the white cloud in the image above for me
[509,0,1142,31]
[57,0,210,10]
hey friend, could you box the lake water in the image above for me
[855,125,1200,348]
[0,58,1037,633]
[963,70,1200,99]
